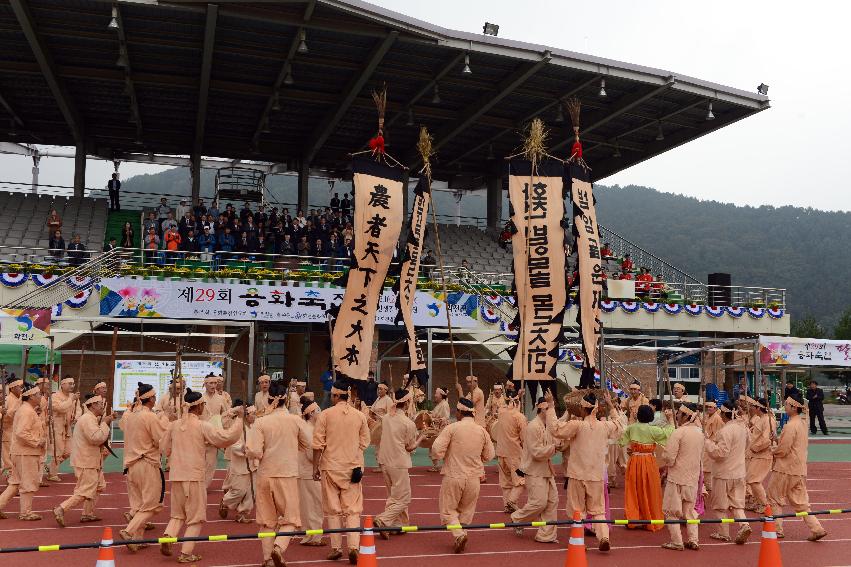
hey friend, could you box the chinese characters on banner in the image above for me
[568,163,603,388]
[331,157,405,381]
[0,308,51,345]
[394,177,431,385]
[507,160,567,383]
[759,336,851,367]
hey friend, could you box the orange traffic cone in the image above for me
[564,510,587,567]
[96,526,116,567]
[358,515,377,567]
[758,506,783,567]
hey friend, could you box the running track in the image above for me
[1,459,851,566]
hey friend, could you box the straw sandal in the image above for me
[709,532,731,542]
[177,553,202,563]
[53,506,66,527]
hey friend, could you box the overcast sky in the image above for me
[1,0,848,211]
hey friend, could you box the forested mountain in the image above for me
[122,169,851,330]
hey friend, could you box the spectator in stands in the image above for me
[650,274,667,300]
[107,172,121,211]
[461,259,472,272]
[422,249,436,278]
[618,269,633,281]
[177,212,193,238]
[104,237,118,253]
[330,192,340,213]
[48,229,65,260]
[498,221,513,250]
[164,225,182,263]
[215,213,228,235]
[193,198,206,220]
[236,231,258,255]
[635,267,653,295]
[313,238,326,262]
[297,235,310,256]
[239,201,252,224]
[316,217,330,241]
[143,211,158,235]
[144,226,160,264]
[242,215,258,238]
[175,199,190,222]
[120,221,134,248]
[161,211,178,237]
[341,192,351,217]
[217,226,235,257]
[601,242,613,258]
[198,226,216,263]
[203,214,216,235]
[181,229,199,255]
[295,209,306,226]
[46,208,62,240]
[156,198,171,234]
[255,204,268,227]
[621,253,634,273]
[342,222,354,242]
[224,203,235,219]
[67,234,87,267]
[257,233,272,255]
[280,207,293,226]
[277,233,295,255]
[208,199,220,221]
[341,236,353,264]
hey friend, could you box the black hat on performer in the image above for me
[456,397,475,414]
[184,387,203,406]
[394,388,412,403]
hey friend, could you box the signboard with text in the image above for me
[759,335,851,367]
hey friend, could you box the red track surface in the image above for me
[2,462,851,567]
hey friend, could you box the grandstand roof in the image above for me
[0,0,769,184]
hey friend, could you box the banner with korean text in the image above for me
[759,336,851,367]
[331,157,405,381]
[568,163,603,388]
[394,177,430,385]
[112,359,223,411]
[98,278,479,327]
[506,159,567,382]
[0,308,51,345]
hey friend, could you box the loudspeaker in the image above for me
[707,273,732,306]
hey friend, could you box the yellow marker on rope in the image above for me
[401,526,417,532]
[531,521,546,527]
[796,511,808,517]
[257,532,276,539]
[158,537,178,544]
[208,535,228,542]
[38,545,60,552]
[305,529,324,535]
[446,524,462,530]
[829,509,842,514]
[686,519,701,525]
[721,518,734,524]
[489,523,505,529]
[650,519,664,525]
[614,519,629,525]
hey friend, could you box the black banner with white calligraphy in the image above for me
[506,159,567,383]
[568,163,603,388]
[331,157,404,381]
[393,177,430,386]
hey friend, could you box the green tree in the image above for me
[834,308,851,340]
[790,314,826,339]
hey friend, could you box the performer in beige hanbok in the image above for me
[298,399,325,546]
[661,403,704,551]
[220,405,257,523]
[0,382,45,520]
[743,396,773,513]
[47,376,79,481]
[1,376,24,479]
[494,392,526,513]
[53,394,114,526]
[201,375,229,488]
[254,374,271,416]
[428,387,451,472]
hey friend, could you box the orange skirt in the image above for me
[624,442,664,531]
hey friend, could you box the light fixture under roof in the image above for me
[297,29,308,54]
[757,83,769,96]
[706,101,715,121]
[283,67,294,86]
[655,121,664,141]
[261,119,271,134]
[432,84,441,104]
[116,50,128,68]
[406,107,414,126]
[272,92,281,111]
[482,22,499,36]
[555,102,564,123]
[599,78,607,97]
[462,53,472,74]
[108,6,119,30]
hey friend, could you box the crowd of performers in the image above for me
[0,372,828,565]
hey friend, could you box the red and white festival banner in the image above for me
[507,159,568,383]
[568,163,604,388]
[331,157,405,381]
[394,177,431,386]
